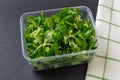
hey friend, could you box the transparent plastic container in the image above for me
[20,6,97,71]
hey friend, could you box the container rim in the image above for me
[20,6,98,61]
[25,49,97,61]
[20,6,91,16]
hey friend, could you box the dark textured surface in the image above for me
[0,0,98,80]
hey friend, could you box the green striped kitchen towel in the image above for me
[86,0,120,80]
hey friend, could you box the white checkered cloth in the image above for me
[86,0,120,80]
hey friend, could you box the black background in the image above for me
[0,0,98,80]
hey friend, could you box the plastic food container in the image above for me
[20,6,97,71]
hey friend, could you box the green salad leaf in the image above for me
[25,7,97,59]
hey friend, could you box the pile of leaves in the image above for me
[25,7,97,59]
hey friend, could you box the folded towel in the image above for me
[86,0,120,80]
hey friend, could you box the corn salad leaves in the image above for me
[25,7,97,59]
